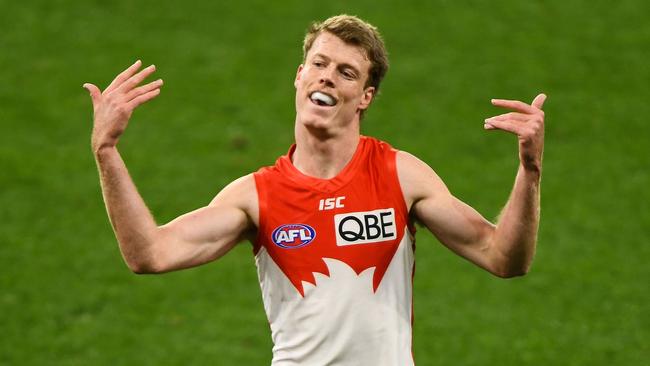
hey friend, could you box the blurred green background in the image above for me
[1,0,648,365]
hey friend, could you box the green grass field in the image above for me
[1,0,648,364]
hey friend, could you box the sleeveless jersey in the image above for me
[253,136,416,366]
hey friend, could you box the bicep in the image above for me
[398,151,496,270]
[155,204,249,271]
[413,194,495,265]
[152,175,257,272]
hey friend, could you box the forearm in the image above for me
[491,165,541,277]
[95,146,160,272]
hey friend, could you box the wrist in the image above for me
[520,152,542,175]
[92,142,117,158]
[91,132,118,156]
[519,163,542,181]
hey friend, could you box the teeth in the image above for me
[311,92,336,106]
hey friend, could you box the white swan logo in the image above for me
[302,257,377,296]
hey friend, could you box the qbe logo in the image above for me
[272,224,316,249]
[334,208,396,246]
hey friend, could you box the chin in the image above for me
[296,107,357,134]
[298,106,328,122]
[302,115,334,130]
[297,114,338,138]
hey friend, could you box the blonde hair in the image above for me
[302,15,389,92]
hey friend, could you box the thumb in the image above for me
[82,83,101,106]
[531,93,547,110]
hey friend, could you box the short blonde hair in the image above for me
[302,15,389,92]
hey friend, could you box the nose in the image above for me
[319,67,335,88]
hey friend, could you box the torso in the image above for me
[252,136,416,365]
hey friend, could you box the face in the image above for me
[294,32,375,131]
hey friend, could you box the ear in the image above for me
[294,64,304,88]
[357,86,376,111]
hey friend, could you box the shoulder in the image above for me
[395,150,451,210]
[210,173,259,227]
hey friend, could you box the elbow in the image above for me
[489,245,534,279]
[122,250,167,275]
[128,264,148,274]
[128,262,155,275]
[491,261,531,279]
[125,259,163,274]
[494,267,529,279]
[118,235,168,274]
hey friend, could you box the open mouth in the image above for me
[310,91,337,107]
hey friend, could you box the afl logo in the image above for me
[272,224,316,249]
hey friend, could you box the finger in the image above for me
[127,88,161,110]
[531,93,547,110]
[82,83,101,107]
[124,79,163,103]
[115,64,156,94]
[483,118,525,135]
[485,112,529,122]
[491,98,538,114]
[105,60,142,93]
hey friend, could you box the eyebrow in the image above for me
[312,53,361,76]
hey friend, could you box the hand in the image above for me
[484,93,547,173]
[84,60,163,153]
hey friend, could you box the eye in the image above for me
[341,70,357,80]
[313,60,325,68]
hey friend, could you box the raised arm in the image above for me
[399,94,546,278]
[84,61,257,274]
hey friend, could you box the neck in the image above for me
[292,121,361,180]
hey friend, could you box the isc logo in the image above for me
[334,208,396,246]
[272,224,316,249]
[319,196,345,211]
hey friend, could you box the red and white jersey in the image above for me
[253,136,416,365]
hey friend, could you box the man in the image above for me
[84,15,546,366]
